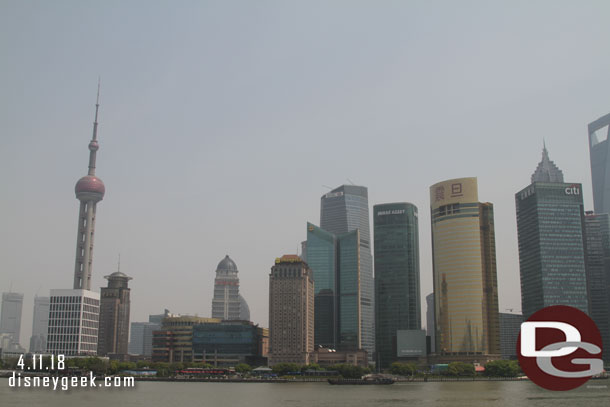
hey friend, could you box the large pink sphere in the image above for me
[75,175,105,198]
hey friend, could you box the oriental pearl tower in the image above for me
[73,85,105,291]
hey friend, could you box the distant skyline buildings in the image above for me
[0,292,24,349]
[516,147,588,318]
[29,296,49,353]
[373,202,421,368]
[320,185,374,360]
[430,177,500,357]
[211,255,250,321]
[588,112,610,214]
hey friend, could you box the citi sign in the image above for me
[517,305,604,391]
[564,185,580,195]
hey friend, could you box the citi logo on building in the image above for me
[564,185,580,195]
[517,305,604,391]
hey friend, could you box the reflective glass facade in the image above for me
[192,321,261,365]
[515,182,588,318]
[320,185,374,359]
[306,223,337,347]
[374,203,421,368]
[589,113,610,214]
[337,230,361,350]
[584,212,610,363]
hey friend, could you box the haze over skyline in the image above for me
[2,1,610,345]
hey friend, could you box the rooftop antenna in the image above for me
[117,253,121,272]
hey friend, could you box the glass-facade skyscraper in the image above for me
[515,146,588,318]
[320,185,374,360]
[306,223,337,348]
[588,112,610,214]
[584,211,610,363]
[430,177,500,357]
[306,223,362,351]
[373,203,421,368]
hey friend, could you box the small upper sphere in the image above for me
[75,175,105,199]
[89,140,99,151]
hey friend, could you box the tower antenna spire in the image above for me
[88,79,101,176]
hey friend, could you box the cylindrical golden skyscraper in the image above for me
[430,177,500,358]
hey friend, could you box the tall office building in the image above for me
[499,313,523,360]
[268,255,314,365]
[584,212,610,363]
[373,203,421,368]
[97,269,132,356]
[306,223,362,351]
[430,177,500,357]
[29,296,50,353]
[426,293,435,354]
[588,112,610,214]
[0,292,24,349]
[516,146,588,318]
[211,255,250,321]
[320,185,374,359]
[48,88,104,356]
[47,289,100,355]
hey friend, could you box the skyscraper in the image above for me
[306,223,337,348]
[588,112,610,214]
[47,87,104,356]
[211,255,250,321]
[306,223,363,351]
[320,185,374,359]
[516,146,588,318]
[268,255,314,365]
[373,203,421,368]
[0,292,24,349]
[97,268,132,356]
[430,177,500,357]
[29,296,50,353]
[584,211,610,363]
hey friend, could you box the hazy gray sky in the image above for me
[2,1,609,345]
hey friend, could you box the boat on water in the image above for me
[328,378,395,385]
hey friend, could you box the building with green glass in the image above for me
[515,146,588,318]
[306,222,362,351]
[373,203,421,369]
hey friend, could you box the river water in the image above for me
[2,379,609,406]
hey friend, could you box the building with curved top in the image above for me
[97,267,132,356]
[211,255,250,321]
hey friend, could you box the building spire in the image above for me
[88,79,101,176]
[531,142,564,183]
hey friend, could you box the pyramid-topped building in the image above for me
[531,143,564,183]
